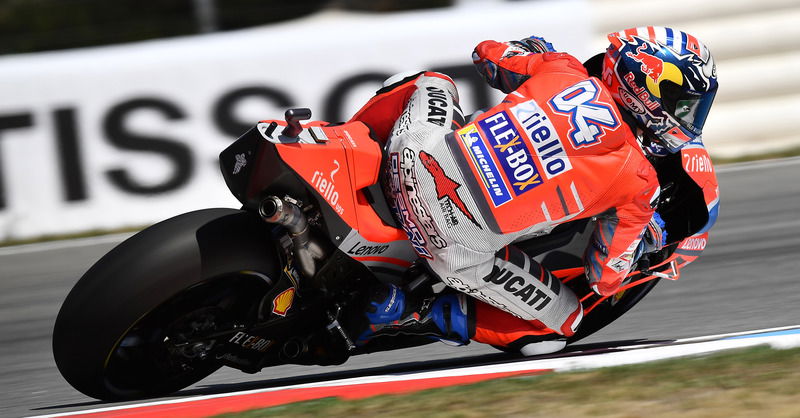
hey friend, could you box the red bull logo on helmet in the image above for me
[623,39,685,103]
[626,43,664,84]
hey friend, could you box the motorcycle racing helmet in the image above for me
[603,26,718,153]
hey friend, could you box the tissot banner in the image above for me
[0,0,590,240]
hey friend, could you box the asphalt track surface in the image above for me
[2,157,799,417]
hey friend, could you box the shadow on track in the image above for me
[183,338,673,395]
[33,338,673,413]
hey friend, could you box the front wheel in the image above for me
[568,277,661,343]
[53,209,281,400]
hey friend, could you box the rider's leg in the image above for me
[349,71,463,144]
[469,248,584,355]
[472,300,571,355]
[428,244,584,356]
[352,257,582,354]
[352,280,580,355]
[348,71,469,346]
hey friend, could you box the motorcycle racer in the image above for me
[348,26,718,355]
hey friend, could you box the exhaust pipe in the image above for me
[259,196,325,279]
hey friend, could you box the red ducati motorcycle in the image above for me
[53,105,716,401]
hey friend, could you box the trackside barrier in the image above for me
[592,0,800,157]
[0,0,590,241]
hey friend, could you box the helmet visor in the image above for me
[673,86,716,136]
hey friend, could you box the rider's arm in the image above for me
[472,38,587,93]
[584,162,661,296]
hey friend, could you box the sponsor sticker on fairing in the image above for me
[228,331,274,352]
[510,100,573,179]
[271,288,296,316]
[457,125,512,207]
[478,111,544,195]
[311,160,344,215]
[682,149,714,173]
[679,236,707,251]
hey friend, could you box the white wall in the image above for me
[0,0,592,241]
[591,0,800,157]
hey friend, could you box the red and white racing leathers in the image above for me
[349,40,660,343]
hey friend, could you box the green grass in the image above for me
[217,346,800,418]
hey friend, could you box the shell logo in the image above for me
[272,288,295,317]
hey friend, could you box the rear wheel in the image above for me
[53,209,281,400]
[101,274,270,399]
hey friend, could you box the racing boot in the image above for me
[351,283,472,347]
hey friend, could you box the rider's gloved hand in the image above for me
[508,36,556,54]
[472,36,556,94]
[633,212,667,264]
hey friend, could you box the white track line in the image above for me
[28,325,800,418]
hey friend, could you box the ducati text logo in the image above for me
[458,125,512,207]
[510,100,573,179]
[549,79,620,148]
[483,266,552,310]
[478,111,543,195]
[425,86,449,127]
[418,151,480,228]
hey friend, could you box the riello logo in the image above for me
[311,160,343,215]
[684,152,714,173]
